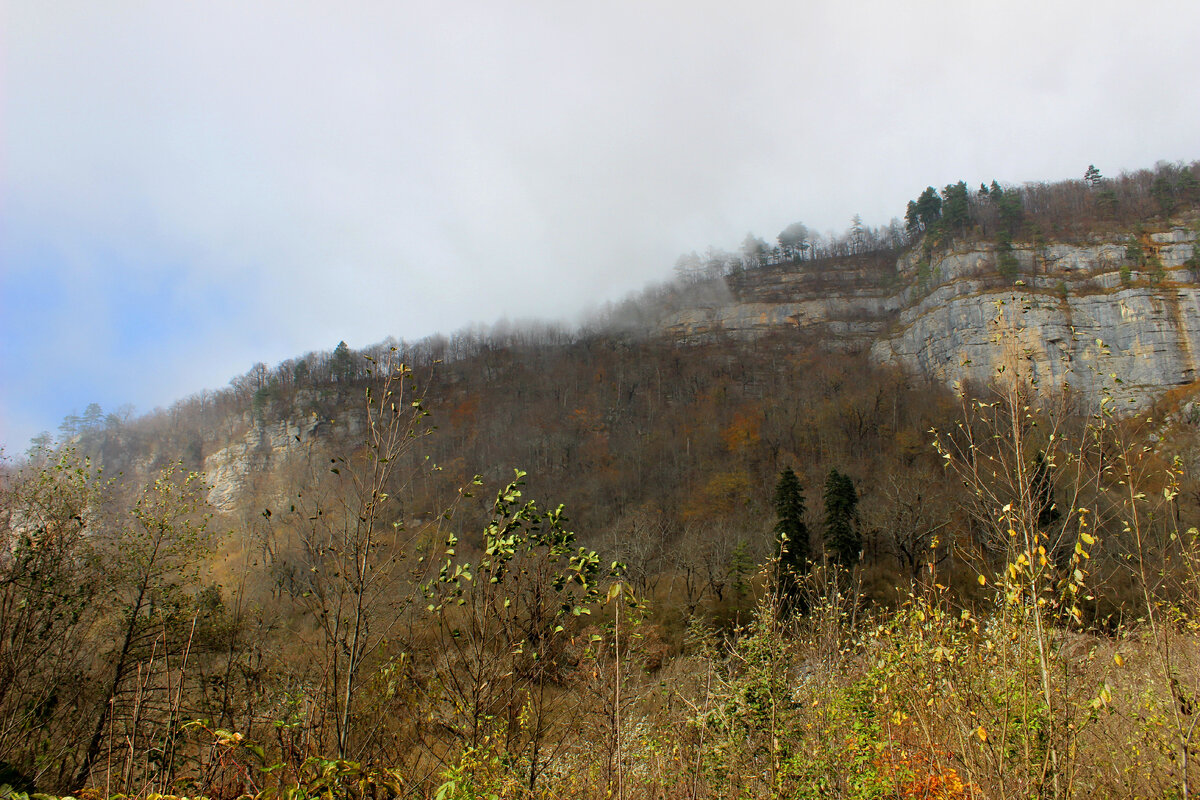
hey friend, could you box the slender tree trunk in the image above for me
[72,580,148,792]
[338,591,365,759]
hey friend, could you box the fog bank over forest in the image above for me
[5,2,1200,449]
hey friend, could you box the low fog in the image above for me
[3,0,1200,448]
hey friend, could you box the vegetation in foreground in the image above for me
[5,331,1200,800]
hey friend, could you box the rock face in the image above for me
[203,411,363,511]
[873,285,1200,405]
[204,416,320,511]
[660,226,1200,406]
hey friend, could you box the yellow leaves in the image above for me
[688,470,753,520]
[977,574,987,586]
[976,726,988,743]
[1114,653,1125,667]
[1091,682,1114,710]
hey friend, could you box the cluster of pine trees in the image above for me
[772,466,859,608]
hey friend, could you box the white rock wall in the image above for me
[659,226,1199,407]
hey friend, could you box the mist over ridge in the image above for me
[5,2,1200,449]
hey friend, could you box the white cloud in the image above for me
[3,0,1199,448]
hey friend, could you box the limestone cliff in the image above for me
[660,225,1200,407]
[203,409,363,511]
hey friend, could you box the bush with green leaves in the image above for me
[421,470,623,794]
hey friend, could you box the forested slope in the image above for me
[6,161,1200,798]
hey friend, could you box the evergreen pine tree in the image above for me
[773,467,808,609]
[331,341,356,384]
[850,214,866,252]
[1177,169,1200,204]
[905,200,922,235]
[915,186,943,230]
[1032,450,1060,529]
[993,185,1024,234]
[941,181,970,232]
[823,468,860,567]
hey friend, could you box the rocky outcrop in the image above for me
[873,284,1200,405]
[204,416,317,510]
[660,292,901,343]
[876,229,1199,405]
[659,257,905,344]
[658,226,1200,406]
[203,411,364,511]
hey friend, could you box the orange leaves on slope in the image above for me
[879,745,981,800]
[721,411,762,454]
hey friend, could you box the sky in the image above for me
[3,1,1200,452]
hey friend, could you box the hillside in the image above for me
[7,161,1200,798]
[48,162,1200,491]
